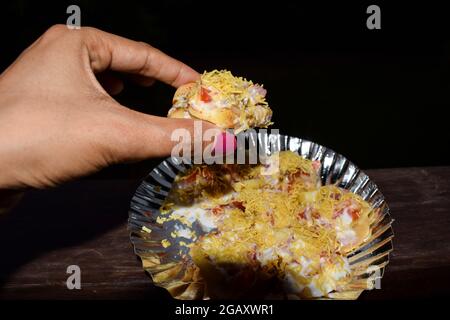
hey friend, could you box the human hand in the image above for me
[0,25,232,190]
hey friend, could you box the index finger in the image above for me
[83,27,199,88]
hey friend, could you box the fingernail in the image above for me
[212,131,237,155]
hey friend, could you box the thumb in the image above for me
[106,108,236,163]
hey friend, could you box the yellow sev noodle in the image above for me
[198,70,272,132]
[200,70,268,106]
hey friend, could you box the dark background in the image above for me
[1,1,449,176]
[0,1,449,301]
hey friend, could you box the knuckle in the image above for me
[40,24,88,45]
[46,24,67,33]
[99,110,138,163]
[42,24,68,40]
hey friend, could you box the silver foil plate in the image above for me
[128,131,394,299]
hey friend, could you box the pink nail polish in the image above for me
[213,131,237,155]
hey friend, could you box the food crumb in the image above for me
[142,226,152,234]
[161,239,171,248]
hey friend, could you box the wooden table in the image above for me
[1,167,449,299]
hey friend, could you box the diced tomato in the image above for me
[200,167,214,180]
[288,170,310,187]
[349,209,361,220]
[181,167,216,186]
[312,161,321,171]
[333,206,361,220]
[312,211,321,220]
[200,87,212,103]
[332,209,341,219]
[183,170,198,184]
[212,206,224,215]
[297,210,306,220]
[231,201,246,211]
[290,171,303,179]
[330,192,342,200]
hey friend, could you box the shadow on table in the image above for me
[0,177,141,288]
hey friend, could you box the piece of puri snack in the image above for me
[168,70,273,133]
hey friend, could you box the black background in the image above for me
[0,0,449,304]
[1,0,449,177]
